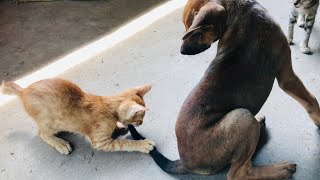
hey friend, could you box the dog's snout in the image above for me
[180,43,199,55]
[181,46,188,55]
[180,43,211,55]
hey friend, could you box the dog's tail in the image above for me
[128,125,189,175]
[1,81,23,96]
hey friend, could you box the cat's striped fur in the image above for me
[1,79,155,155]
[287,0,319,54]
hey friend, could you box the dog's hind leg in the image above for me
[226,109,296,180]
[276,46,320,127]
[228,160,296,180]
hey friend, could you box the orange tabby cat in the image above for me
[1,78,155,155]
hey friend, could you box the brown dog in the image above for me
[129,0,320,179]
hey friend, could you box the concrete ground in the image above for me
[0,0,167,81]
[1,0,320,179]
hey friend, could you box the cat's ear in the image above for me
[133,84,152,97]
[128,104,149,118]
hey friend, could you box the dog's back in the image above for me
[179,0,289,125]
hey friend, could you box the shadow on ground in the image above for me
[0,0,168,81]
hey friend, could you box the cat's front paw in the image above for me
[53,140,72,155]
[297,20,305,28]
[300,46,312,54]
[137,139,155,153]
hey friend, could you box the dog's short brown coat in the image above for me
[130,0,320,179]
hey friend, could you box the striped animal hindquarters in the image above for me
[287,0,319,54]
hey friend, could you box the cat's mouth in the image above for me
[130,122,142,127]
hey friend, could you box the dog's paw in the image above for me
[270,162,297,179]
[136,139,155,153]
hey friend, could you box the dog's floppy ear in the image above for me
[182,26,202,40]
[182,25,213,40]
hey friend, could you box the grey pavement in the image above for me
[1,0,320,179]
[0,0,167,81]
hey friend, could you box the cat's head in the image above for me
[116,85,151,127]
[293,0,314,8]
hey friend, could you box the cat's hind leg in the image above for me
[39,131,72,155]
[300,13,316,54]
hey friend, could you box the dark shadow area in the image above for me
[253,119,271,159]
[0,0,168,81]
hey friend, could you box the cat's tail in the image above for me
[128,125,190,175]
[0,81,23,96]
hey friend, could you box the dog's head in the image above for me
[181,2,226,55]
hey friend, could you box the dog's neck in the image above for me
[215,0,260,54]
[217,0,259,27]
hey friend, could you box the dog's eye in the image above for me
[193,32,202,38]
